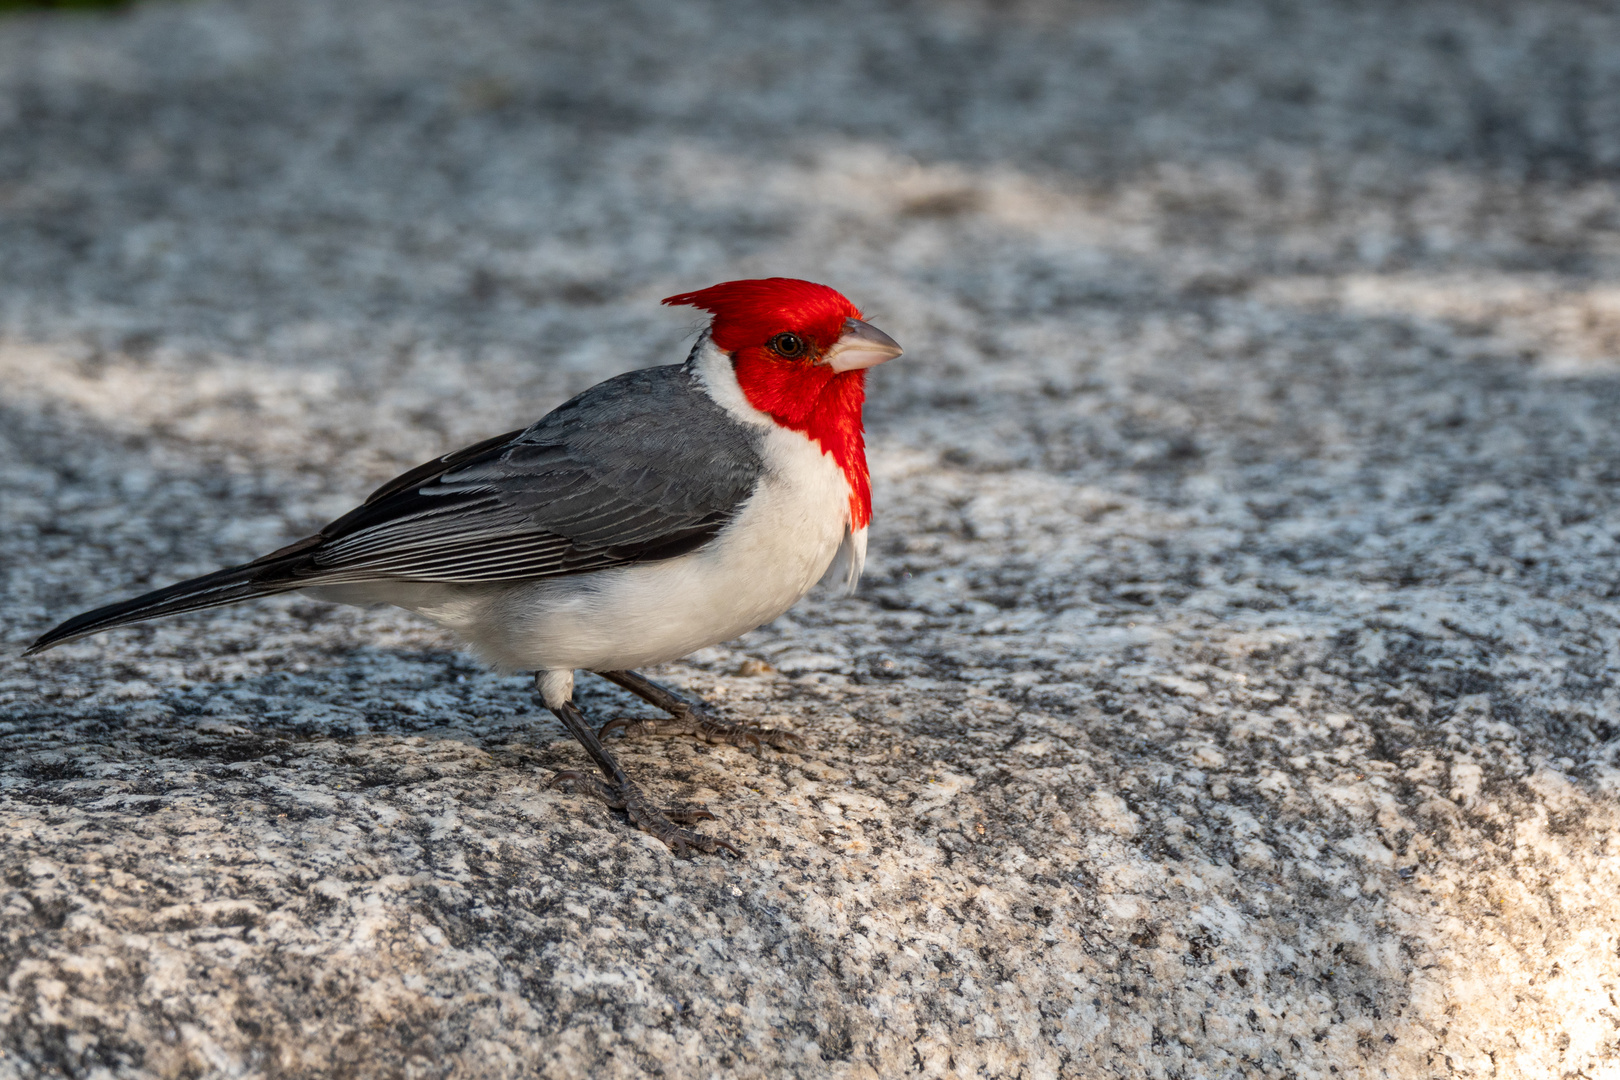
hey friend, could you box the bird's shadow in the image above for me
[0,646,676,810]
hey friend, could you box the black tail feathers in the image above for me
[25,559,306,656]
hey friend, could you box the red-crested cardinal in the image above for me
[28,278,903,855]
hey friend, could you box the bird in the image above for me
[26,277,903,855]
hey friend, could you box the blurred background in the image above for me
[4,0,1618,618]
[3,1,1620,1076]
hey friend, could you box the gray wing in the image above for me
[281,364,766,585]
[24,364,766,654]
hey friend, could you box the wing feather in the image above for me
[276,365,764,586]
[29,365,765,653]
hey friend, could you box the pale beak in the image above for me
[823,318,904,373]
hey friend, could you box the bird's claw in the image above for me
[598,710,804,751]
[550,770,737,856]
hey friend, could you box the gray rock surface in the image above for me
[4,0,1620,1076]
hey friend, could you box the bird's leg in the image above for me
[539,673,738,856]
[592,668,804,750]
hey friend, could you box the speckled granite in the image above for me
[4,1,1620,1077]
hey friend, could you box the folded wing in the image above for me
[277,363,765,585]
[28,364,764,652]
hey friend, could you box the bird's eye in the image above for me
[768,332,806,358]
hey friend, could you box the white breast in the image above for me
[320,338,866,673]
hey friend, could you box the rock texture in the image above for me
[4,0,1620,1076]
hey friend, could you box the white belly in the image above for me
[308,423,859,673]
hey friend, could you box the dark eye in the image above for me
[768,332,806,358]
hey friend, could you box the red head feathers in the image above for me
[661,278,862,354]
[663,278,876,529]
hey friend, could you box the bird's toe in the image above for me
[553,770,737,855]
[600,712,803,752]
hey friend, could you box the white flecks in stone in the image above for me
[5,0,1620,1077]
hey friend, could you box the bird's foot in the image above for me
[599,708,804,751]
[591,670,805,750]
[550,770,739,857]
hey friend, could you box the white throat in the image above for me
[686,332,775,428]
